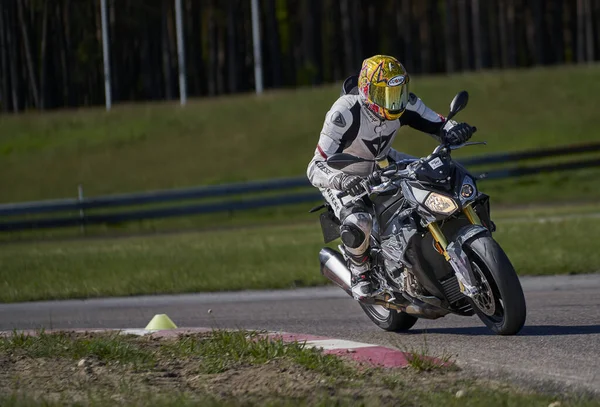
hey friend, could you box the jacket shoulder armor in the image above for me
[324,95,361,134]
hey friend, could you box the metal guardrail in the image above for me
[0,177,311,217]
[1,142,600,231]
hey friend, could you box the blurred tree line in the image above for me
[0,0,599,113]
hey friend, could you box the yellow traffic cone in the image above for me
[145,314,178,330]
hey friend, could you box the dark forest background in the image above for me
[0,0,599,113]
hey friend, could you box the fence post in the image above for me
[78,184,85,234]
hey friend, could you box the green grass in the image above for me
[1,205,599,303]
[398,335,456,373]
[0,329,346,377]
[0,330,597,407]
[0,329,155,367]
[0,64,599,206]
[160,330,348,376]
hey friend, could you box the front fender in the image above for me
[446,225,490,297]
[452,225,490,247]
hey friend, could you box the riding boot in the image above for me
[346,251,374,301]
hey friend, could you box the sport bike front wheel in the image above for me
[464,235,527,335]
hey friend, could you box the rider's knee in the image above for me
[340,204,372,254]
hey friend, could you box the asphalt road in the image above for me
[1,274,599,396]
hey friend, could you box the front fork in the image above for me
[427,204,481,257]
[427,204,483,296]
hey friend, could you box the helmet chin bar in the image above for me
[360,94,405,122]
[383,108,405,121]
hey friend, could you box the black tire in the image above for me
[465,235,527,335]
[359,303,418,332]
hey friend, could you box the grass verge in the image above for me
[398,335,455,373]
[1,205,599,303]
[0,329,155,368]
[0,330,597,406]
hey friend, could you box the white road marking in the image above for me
[303,339,376,350]
[120,329,156,336]
[83,328,381,353]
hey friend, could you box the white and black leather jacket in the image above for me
[307,82,450,190]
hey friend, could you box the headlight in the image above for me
[424,193,458,214]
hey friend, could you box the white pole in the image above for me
[175,0,187,105]
[100,0,112,111]
[250,0,263,94]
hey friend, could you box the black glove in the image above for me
[444,122,474,146]
[339,174,365,196]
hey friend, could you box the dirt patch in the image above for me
[0,332,457,405]
[1,352,334,404]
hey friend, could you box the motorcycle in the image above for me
[312,91,526,336]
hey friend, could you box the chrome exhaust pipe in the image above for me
[372,298,448,319]
[319,247,352,296]
[319,247,449,319]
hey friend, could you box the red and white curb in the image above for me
[267,332,420,368]
[1,327,447,369]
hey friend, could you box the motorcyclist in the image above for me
[306,55,475,301]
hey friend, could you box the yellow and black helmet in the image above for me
[358,55,410,120]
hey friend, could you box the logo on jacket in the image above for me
[363,132,394,156]
[331,111,346,127]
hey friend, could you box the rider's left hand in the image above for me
[444,121,474,145]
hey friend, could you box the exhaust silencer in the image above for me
[319,247,449,319]
[319,247,352,296]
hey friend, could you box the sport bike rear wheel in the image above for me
[359,303,418,332]
[465,235,526,335]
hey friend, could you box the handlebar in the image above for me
[336,165,411,199]
[336,126,480,201]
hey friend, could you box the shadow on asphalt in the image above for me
[408,324,600,336]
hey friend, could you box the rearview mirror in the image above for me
[326,153,373,170]
[448,91,469,120]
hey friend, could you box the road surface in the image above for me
[1,273,599,395]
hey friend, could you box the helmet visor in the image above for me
[369,83,409,113]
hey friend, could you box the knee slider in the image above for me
[340,225,365,249]
[340,212,372,250]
